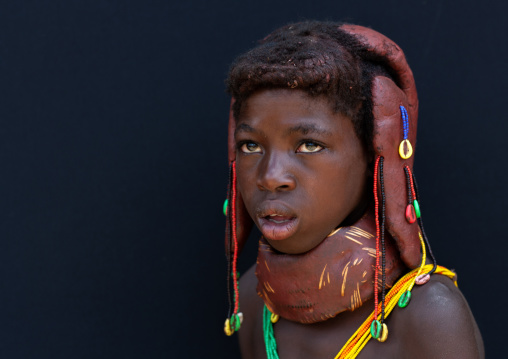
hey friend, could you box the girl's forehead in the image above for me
[236,89,350,134]
[241,89,330,111]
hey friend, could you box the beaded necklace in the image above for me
[263,262,457,359]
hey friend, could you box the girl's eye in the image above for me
[297,141,324,153]
[240,142,262,153]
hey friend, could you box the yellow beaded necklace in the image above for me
[264,233,457,359]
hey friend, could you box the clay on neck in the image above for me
[256,208,405,324]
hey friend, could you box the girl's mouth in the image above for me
[258,214,298,241]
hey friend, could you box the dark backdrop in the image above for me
[0,0,505,357]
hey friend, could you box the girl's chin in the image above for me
[264,235,325,255]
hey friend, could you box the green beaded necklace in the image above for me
[263,306,279,359]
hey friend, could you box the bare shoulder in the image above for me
[395,274,484,359]
[238,263,266,359]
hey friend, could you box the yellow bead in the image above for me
[378,323,389,342]
[399,139,413,159]
[224,318,234,336]
[270,313,279,324]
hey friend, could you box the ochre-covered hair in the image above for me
[226,21,396,152]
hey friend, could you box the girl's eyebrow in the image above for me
[285,123,332,136]
[235,123,262,136]
[235,122,332,138]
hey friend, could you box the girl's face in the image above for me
[235,89,369,254]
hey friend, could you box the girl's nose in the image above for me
[256,152,296,192]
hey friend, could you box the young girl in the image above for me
[222,21,484,358]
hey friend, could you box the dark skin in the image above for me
[235,89,369,255]
[235,89,484,358]
[239,265,484,359]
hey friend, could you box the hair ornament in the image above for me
[223,161,242,336]
[372,156,388,342]
[223,199,228,216]
[398,105,413,159]
[403,166,418,224]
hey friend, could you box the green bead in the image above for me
[231,314,241,331]
[413,199,421,218]
[370,320,382,339]
[398,290,412,308]
[223,199,228,216]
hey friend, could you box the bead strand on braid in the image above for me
[412,174,438,276]
[402,106,409,141]
[405,165,417,201]
[224,162,240,336]
[226,162,233,318]
[403,166,417,224]
[379,157,386,324]
[373,157,381,318]
[370,156,382,340]
[403,167,413,204]
[231,161,240,315]
[223,161,242,336]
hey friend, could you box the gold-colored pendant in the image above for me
[399,139,413,159]
[378,323,389,342]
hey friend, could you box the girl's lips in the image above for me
[258,215,299,241]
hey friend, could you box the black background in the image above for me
[0,0,505,357]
